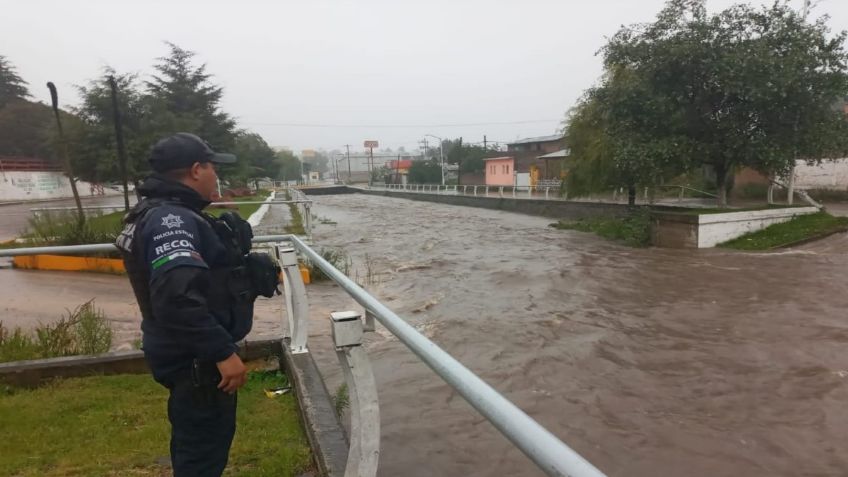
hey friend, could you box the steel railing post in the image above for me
[331,311,380,477]
[277,246,309,354]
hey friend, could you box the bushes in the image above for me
[306,247,352,282]
[23,210,123,248]
[550,209,652,247]
[0,300,113,363]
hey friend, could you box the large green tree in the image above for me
[69,69,149,183]
[408,159,442,183]
[145,42,236,151]
[274,149,303,183]
[0,55,29,107]
[0,100,54,158]
[575,0,848,206]
[564,68,689,205]
[225,131,277,184]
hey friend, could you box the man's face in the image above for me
[193,161,219,200]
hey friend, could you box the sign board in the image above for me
[301,149,316,158]
[363,140,379,149]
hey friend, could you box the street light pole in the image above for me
[425,134,445,186]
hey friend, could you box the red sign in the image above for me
[364,140,379,149]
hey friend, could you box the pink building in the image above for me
[483,156,515,186]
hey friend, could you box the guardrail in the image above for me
[0,237,606,476]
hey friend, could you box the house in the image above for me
[386,159,414,184]
[478,135,567,187]
[506,134,563,154]
[483,157,515,186]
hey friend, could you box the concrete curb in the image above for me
[283,345,349,477]
[248,190,275,227]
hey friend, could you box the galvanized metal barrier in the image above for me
[0,231,606,477]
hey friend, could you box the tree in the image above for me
[563,69,689,205]
[598,0,848,206]
[225,131,277,185]
[0,100,54,158]
[0,55,29,107]
[70,69,149,183]
[145,42,236,151]
[408,160,442,183]
[274,149,303,183]
[303,151,329,174]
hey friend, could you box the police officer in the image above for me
[116,133,256,476]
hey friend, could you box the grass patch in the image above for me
[718,212,848,250]
[207,192,271,220]
[550,210,651,247]
[0,300,112,363]
[282,191,306,235]
[0,370,313,476]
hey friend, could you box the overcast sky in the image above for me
[5,0,847,155]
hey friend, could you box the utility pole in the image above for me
[457,137,463,186]
[483,135,487,151]
[108,76,130,212]
[345,144,352,183]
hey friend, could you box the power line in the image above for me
[240,118,560,128]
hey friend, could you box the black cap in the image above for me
[149,133,237,172]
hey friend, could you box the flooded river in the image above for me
[303,193,848,477]
[2,191,846,476]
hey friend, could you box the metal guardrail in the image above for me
[30,199,312,214]
[0,219,606,476]
[285,233,605,477]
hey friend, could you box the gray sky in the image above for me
[5,0,847,156]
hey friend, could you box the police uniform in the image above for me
[116,134,273,476]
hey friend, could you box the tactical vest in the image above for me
[116,198,277,331]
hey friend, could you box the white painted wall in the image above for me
[515,172,530,187]
[793,158,848,190]
[697,207,819,248]
[0,171,121,202]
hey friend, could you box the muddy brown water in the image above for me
[2,193,846,476]
[303,194,848,477]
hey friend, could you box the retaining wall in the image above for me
[651,206,819,248]
[355,189,633,221]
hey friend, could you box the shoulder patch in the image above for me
[161,213,184,229]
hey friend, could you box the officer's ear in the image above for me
[188,162,204,181]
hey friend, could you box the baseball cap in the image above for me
[149,132,237,172]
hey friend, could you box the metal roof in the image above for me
[481,156,513,161]
[537,149,570,159]
[507,134,563,145]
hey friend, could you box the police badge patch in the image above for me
[161,214,184,229]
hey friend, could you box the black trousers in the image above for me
[165,362,238,477]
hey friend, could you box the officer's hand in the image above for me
[216,353,247,394]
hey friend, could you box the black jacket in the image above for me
[119,175,253,381]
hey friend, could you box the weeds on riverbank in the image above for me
[0,300,112,363]
[550,210,651,247]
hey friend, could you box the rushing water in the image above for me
[303,193,848,477]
